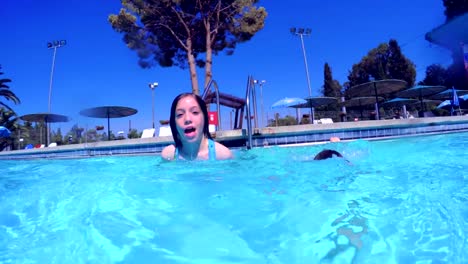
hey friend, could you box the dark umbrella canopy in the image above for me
[79,106,138,140]
[396,85,446,98]
[346,79,407,97]
[295,96,337,108]
[415,99,442,106]
[428,89,468,100]
[346,79,408,119]
[271,97,307,109]
[340,96,384,107]
[397,85,446,115]
[292,97,337,124]
[341,96,384,119]
[436,97,466,111]
[79,106,137,118]
[20,113,70,123]
[271,97,307,124]
[437,99,463,111]
[20,113,70,146]
[384,98,441,108]
[381,98,419,107]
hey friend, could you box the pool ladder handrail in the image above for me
[244,75,254,149]
[201,79,222,130]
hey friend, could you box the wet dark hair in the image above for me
[169,93,212,149]
[314,149,343,160]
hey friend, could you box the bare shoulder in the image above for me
[161,144,176,161]
[214,142,233,160]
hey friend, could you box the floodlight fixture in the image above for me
[149,82,159,89]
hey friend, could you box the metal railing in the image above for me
[245,76,254,149]
[202,79,222,130]
[203,76,254,149]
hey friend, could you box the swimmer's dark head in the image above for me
[314,149,343,160]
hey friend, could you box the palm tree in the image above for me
[0,65,21,113]
[0,65,21,150]
[0,108,22,150]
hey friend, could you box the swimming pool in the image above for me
[1,133,467,263]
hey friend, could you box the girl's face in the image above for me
[175,95,205,144]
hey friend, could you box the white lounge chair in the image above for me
[209,124,216,133]
[48,142,57,147]
[141,128,155,138]
[158,126,172,137]
[320,118,334,124]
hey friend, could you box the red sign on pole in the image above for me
[208,111,219,125]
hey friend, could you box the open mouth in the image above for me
[184,127,196,136]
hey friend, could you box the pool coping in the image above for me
[1,116,468,159]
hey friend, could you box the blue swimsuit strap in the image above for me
[208,139,216,161]
[174,139,216,160]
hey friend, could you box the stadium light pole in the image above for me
[290,28,312,122]
[258,80,266,127]
[149,82,158,129]
[47,40,66,145]
[47,40,66,113]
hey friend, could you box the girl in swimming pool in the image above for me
[161,93,233,161]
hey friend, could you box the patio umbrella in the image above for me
[382,98,419,107]
[20,113,70,145]
[271,97,307,109]
[0,126,11,138]
[21,113,70,123]
[341,96,384,107]
[291,96,337,124]
[437,100,452,110]
[428,88,468,100]
[300,96,337,108]
[271,97,307,124]
[382,98,420,118]
[346,79,408,120]
[79,106,138,140]
[340,96,384,119]
[397,85,446,116]
[397,85,446,101]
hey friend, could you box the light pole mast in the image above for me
[290,28,312,123]
[46,40,66,145]
[149,82,158,129]
[290,28,312,97]
[47,40,66,113]
[258,80,266,127]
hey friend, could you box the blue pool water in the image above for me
[1,133,467,263]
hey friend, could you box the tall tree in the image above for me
[0,108,20,150]
[0,65,21,113]
[109,0,267,94]
[322,63,342,98]
[387,39,416,85]
[443,0,468,21]
[419,64,450,86]
[51,128,64,145]
[347,39,416,89]
[322,63,342,111]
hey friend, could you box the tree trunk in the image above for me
[204,23,213,92]
[186,38,199,95]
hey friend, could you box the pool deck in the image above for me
[2,116,468,159]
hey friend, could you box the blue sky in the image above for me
[1,0,452,134]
